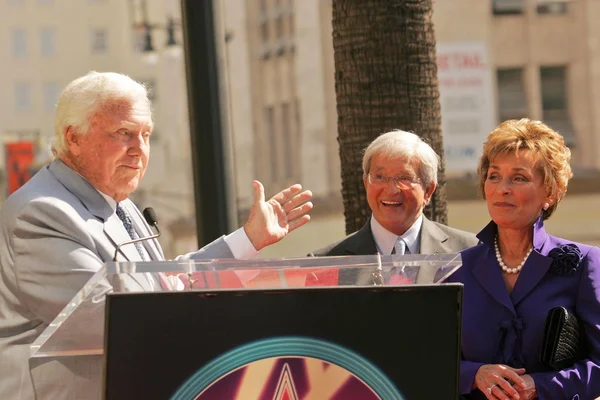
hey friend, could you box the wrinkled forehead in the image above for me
[92,98,153,130]
[370,153,418,171]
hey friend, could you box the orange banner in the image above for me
[5,141,34,195]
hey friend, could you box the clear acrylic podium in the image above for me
[29,254,464,400]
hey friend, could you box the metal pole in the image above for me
[180,0,232,246]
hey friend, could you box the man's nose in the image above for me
[127,133,148,154]
[129,132,147,147]
[389,180,402,193]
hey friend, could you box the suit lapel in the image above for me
[48,159,114,221]
[471,247,515,313]
[49,159,165,262]
[49,160,138,261]
[470,218,553,310]
[510,221,552,305]
[420,217,449,254]
[343,221,378,255]
[510,251,551,305]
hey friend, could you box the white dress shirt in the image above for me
[370,214,424,255]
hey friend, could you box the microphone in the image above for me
[112,207,161,261]
[143,207,160,235]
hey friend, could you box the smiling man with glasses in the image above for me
[312,129,478,260]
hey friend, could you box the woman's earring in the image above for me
[543,203,549,211]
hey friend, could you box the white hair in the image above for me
[362,129,440,186]
[51,71,152,157]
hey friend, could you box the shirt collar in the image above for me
[96,189,117,211]
[476,215,549,251]
[370,214,423,255]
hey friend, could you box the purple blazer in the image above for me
[447,218,600,399]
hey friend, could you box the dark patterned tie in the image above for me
[116,204,147,261]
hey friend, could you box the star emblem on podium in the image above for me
[272,363,299,400]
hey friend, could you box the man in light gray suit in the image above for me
[0,72,313,399]
[312,130,477,283]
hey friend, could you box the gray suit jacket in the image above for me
[311,216,479,285]
[312,216,479,256]
[0,159,234,399]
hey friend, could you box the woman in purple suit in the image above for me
[448,118,600,400]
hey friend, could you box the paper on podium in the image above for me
[30,253,462,359]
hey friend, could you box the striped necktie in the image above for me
[116,204,147,261]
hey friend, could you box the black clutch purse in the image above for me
[540,306,584,370]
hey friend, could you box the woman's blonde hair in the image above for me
[478,118,573,220]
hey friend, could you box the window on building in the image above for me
[132,28,145,53]
[43,82,60,111]
[281,102,293,179]
[286,0,295,53]
[11,28,27,58]
[288,0,295,36]
[259,0,296,59]
[537,0,568,14]
[259,0,271,59]
[90,28,108,54]
[275,0,284,38]
[15,82,31,111]
[497,68,528,122]
[492,0,524,16]
[260,0,268,19]
[540,66,575,145]
[39,27,56,57]
[261,21,269,45]
[264,106,278,182]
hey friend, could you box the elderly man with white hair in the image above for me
[0,71,313,399]
[313,129,477,259]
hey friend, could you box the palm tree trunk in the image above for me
[332,0,447,234]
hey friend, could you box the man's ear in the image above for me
[424,182,436,205]
[65,126,81,156]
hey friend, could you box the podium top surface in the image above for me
[30,253,462,358]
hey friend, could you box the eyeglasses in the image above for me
[367,173,421,190]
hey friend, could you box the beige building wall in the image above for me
[222,0,257,211]
[434,0,600,170]
[222,0,342,216]
[582,0,600,168]
[295,0,332,196]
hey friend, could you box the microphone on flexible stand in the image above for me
[112,207,161,261]
[142,207,160,235]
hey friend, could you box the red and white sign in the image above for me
[5,141,34,195]
[437,42,495,176]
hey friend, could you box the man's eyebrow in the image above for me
[119,120,152,129]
